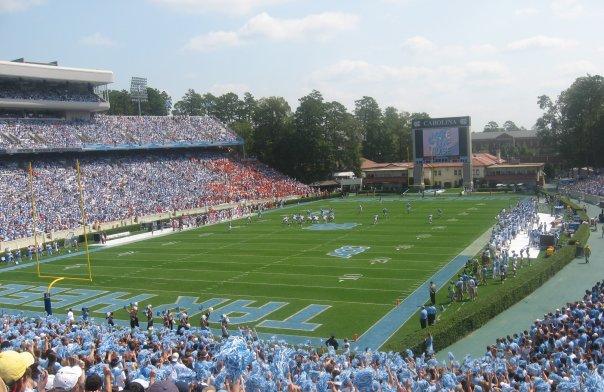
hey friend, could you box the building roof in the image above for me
[471,129,538,140]
[488,163,544,169]
[0,60,114,85]
[361,158,413,171]
[361,153,504,171]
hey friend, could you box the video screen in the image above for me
[422,127,460,157]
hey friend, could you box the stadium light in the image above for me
[130,76,148,116]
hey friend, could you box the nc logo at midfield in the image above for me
[328,245,369,259]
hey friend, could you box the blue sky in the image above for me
[1,0,603,130]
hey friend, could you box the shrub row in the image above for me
[397,198,589,354]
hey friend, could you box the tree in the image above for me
[108,90,136,115]
[536,74,604,167]
[251,97,293,172]
[107,87,171,115]
[355,96,392,161]
[172,89,203,115]
[502,120,520,132]
[144,88,171,115]
[483,121,501,132]
[325,101,362,174]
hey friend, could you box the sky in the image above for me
[1,0,603,131]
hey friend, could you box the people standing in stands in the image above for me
[106,311,114,327]
[128,302,139,329]
[221,314,230,338]
[145,305,154,330]
[325,335,339,350]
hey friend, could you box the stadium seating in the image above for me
[0,115,240,151]
[2,278,604,391]
[0,79,103,103]
[559,175,604,197]
[0,152,311,242]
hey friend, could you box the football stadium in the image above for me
[1,2,603,391]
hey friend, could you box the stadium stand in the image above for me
[2,279,604,391]
[559,175,604,198]
[0,116,241,151]
[0,79,103,103]
[0,152,312,242]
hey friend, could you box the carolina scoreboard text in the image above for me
[411,116,472,188]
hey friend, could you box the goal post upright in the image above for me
[75,159,93,282]
[28,161,42,277]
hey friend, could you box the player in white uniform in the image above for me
[373,214,379,224]
[428,214,433,224]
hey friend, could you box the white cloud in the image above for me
[310,59,510,88]
[556,60,597,75]
[551,0,584,19]
[515,7,539,16]
[0,0,44,13]
[149,0,289,15]
[184,31,240,51]
[184,12,358,51]
[402,36,435,52]
[209,83,250,96]
[79,32,116,47]
[506,35,576,51]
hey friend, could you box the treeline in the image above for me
[536,74,604,168]
[107,88,172,116]
[110,88,428,183]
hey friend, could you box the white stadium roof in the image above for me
[0,60,114,85]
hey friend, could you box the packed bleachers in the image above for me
[0,79,103,103]
[0,115,240,151]
[2,278,604,391]
[559,175,604,197]
[0,152,312,242]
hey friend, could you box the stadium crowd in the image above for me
[558,175,604,198]
[0,152,312,242]
[0,116,239,150]
[2,279,604,391]
[0,81,102,103]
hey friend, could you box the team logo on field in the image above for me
[396,244,414,251]
[416,234,432,239]
[468,207,478,211]
[458,212,469,216]
[305,223,359,231]
[446,218,459,222]
[328,245,370,259]
[432,226,446,230]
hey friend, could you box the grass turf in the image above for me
[0,195,518,343]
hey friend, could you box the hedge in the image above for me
[393,198,590,354]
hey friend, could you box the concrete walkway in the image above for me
[438,201,602,359]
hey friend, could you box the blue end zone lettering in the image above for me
[77,292,156,314]
[328,245,370,259]
[304,223,360,231]
[211,300,287,324]
[257,304,330,331]
[154,297,229,318]
[0,285,68,306]
[27,288,108,309]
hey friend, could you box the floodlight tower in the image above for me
[130,76,148,116]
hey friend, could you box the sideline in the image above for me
[438,199,600,359]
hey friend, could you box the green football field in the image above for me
[0,195,518,346]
